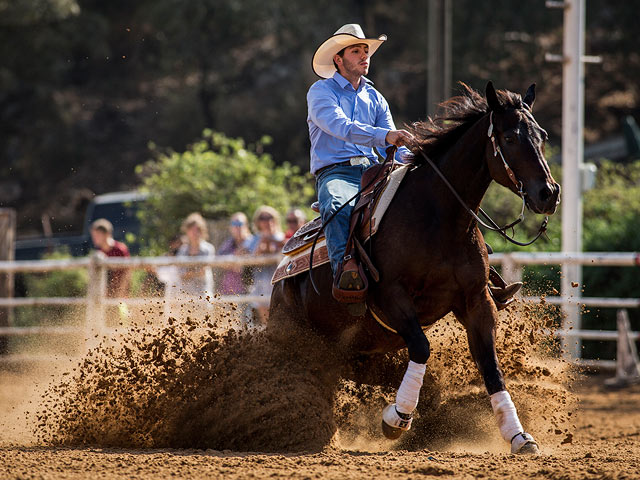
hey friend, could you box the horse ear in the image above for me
[523,83,536,110]
[485,81,501,111]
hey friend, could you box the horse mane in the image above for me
[408,82,523,161]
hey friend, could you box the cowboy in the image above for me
[308,23,412,303]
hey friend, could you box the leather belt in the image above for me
[315,156,373,177]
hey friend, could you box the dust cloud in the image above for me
[29,294,575,453]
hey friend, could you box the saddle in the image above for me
[272,153,409,286]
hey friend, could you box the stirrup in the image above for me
[332,258,368,306]
[490,282,523,303]
[489,282,522,310]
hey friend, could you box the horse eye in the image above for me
[504,135,515,144]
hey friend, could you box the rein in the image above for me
[308,147,397,295]
[415,110,548,247]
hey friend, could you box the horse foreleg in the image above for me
[461,296,539,454]
[377,295,430,439]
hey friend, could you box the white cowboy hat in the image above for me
[312,23,387,79]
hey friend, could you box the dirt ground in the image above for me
[0,370,638,480]
[1,300,639,480]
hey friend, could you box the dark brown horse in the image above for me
[269,82,560,454]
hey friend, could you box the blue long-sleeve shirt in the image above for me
[307,71,411,175]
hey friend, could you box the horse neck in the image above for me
[412,115,492,229]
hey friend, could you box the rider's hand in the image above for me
[385,129,414,147]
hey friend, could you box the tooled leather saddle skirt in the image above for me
[271,163,409,285]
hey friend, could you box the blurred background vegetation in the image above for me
[2,0,639,233]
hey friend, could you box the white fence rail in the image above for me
[0,252,638,368]
[490,251,639,368]
[0,253,281,361]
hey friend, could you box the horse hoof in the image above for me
[511,432,540,454]
[381,419,404,440]
[518,442,540,455]
[381,404,412,439]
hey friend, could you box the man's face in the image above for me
[335,43,370,77]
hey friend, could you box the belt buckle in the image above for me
[349,156,368,166]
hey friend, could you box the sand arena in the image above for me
[1,297,639,479]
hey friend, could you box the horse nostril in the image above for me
[539,184,553,202]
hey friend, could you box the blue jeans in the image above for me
[316,161,374,273]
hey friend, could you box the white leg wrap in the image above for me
[490,390,523,443]
[395,361,427,414]
[382,404,413,431]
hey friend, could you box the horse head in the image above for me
[484,81,561,215]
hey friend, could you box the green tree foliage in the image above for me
[4,0,640,236]
[135,130,314,254]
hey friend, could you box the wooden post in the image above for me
[85,252,107,349]
[0,209,16,354]
[427,0,452,118]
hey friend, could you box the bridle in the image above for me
[415,108,548,247]
[487,110,527,227]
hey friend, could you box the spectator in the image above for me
[155,234,184,317]
[90,218,131,298]
[246,206,285,325]
[217,212,252,295]
[285,208,307,239]
[176,212,215,298]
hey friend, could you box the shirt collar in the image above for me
[332,71,374,91]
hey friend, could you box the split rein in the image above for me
[415,110,548,247]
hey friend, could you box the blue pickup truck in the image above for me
[15,191,147,260]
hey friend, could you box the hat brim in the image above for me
[312,33,387,79]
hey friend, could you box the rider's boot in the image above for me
[488,266,522,309]
[332,257,368,316]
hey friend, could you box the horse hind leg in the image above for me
[490,391,539,454]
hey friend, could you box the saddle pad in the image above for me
[361,164,409,241]
[271,239,330,284]
[272,164,409,285]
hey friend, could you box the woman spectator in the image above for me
[246,206,285,325]
[217,212,252,295]
[155,234,184,318]
[176,212,215,298]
